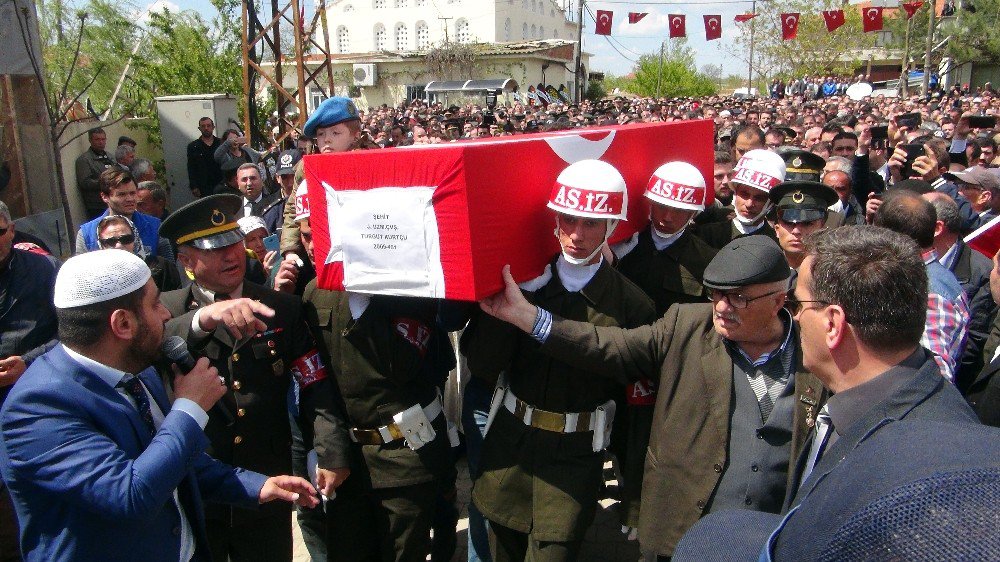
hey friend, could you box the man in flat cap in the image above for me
[0,250,319,561]
[479,235,824,559]
[158,194,351,562]
[769,150,840,271]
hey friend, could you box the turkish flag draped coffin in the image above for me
[305,120,714,301]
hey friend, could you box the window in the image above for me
[343,4,354,11]
[395,0,407,6]
[522,0,528,8]
[539,26,544,37]
[531,0,536,13]
[531,24,536,38]
[522,22,527,38]
[374,24,387,50]
[504,18,511,41]
[374,0,385,8]
[416,20,430,49]
[337,26,350,52]
[456,18,471,43]
[395,22,408,50]
[405,84,427,103]
[415,0,426,5]
[554,28,558,38]
[309,88,326,113]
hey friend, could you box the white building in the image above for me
[266,0,588,109]
[324,0,580,52]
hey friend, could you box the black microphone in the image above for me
[161,336,235,426]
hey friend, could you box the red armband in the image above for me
[626,377,657,406]
[291,349,328,388]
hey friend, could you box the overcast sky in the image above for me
[171,0,752,77]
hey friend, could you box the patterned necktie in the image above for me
[799,405,832,486]
[119,375,155,436]
[747,368,780,422]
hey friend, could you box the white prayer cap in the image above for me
[237,216,268,236]
[54,249,151,309]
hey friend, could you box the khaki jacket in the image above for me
[542,303,824,556]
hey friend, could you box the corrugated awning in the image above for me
[424,79,519,93]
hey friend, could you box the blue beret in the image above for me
[303,97,360,138]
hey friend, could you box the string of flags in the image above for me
[594,2,925,41]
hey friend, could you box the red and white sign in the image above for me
[595,10,613,35]
[669,14,686,38]
[863,7,884,32]
[704,15,722,41]
[646,178,706,210]
[628,12,648,24]
[822,10,845,32]
[902,1,924,19]
[290,349,328,388]
[781,13,800,41]
[548,184,625,217]
[304,121,714,301]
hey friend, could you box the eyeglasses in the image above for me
[710,289,780,309]
[785,298,832,315]
[99,234,135,247]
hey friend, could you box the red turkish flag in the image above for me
[669,14,686,38]
[595,10,613,35]
[628,12,648,24]
[780,13,799,40]
[305,122,715,300]
[822,10,845,32]
[704,15,722,40]
[863,7,884,32]
[734,13,757,23]
[902,1,924,18]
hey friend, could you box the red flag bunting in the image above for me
[704,14,722,40]
[863,6,884,32]
[781,13,800,40]
[902,1,924,18]
[822,10,845,32]
[734,13,757,23]
[669,14,686,38]
[595,9,613,35]
[628,12,648,24]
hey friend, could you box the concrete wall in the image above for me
[59,118,162,229]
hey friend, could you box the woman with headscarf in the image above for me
[96,214,182,291]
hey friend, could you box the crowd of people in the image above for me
[0,82,999,562]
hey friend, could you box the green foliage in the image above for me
[584,80,606,101]
[727,0,878,79]
[602,40,718,98]
[939,0,1000,66]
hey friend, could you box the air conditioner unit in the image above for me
[353,63,377,87]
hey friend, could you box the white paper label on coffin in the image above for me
[324,184,445,297]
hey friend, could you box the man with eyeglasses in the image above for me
[478,235,824,560]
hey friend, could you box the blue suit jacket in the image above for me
[0,345,268,561]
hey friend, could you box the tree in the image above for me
[627,39,718,97]
[939,0,1000,69]
[726,0,878,80]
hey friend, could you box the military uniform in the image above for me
[158,194,351,562]
[303,283,455,562]
[695,219,777,250]
[461,258,656,560]
[612,228,717,527]
[161,281,350,561]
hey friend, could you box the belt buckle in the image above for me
[531,408,567,432]
[386,423,405,442]
[514,398,532,424]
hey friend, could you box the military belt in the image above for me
[503,390,597,433]
[349,397,443,446]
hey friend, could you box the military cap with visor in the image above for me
[768,149,838,224]
[159,194,245,250]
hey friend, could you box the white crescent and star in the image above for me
[867,8,879,19]
[785,14,798,26]
[708,17,719,29]
[599,13,610,25]
[672,16,683,28]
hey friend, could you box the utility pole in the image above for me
[656,40,665,98]
[899,16,913,96]
[573,0,585,102]
[439,16,453,43]
[747,0,756,95]
[921,0,935,95]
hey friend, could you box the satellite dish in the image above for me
[846,82,874,101]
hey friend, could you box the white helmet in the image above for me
[546,159,629,221]
[294,180,310,222]
[732,149,786,193]
[645,161,708,211]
